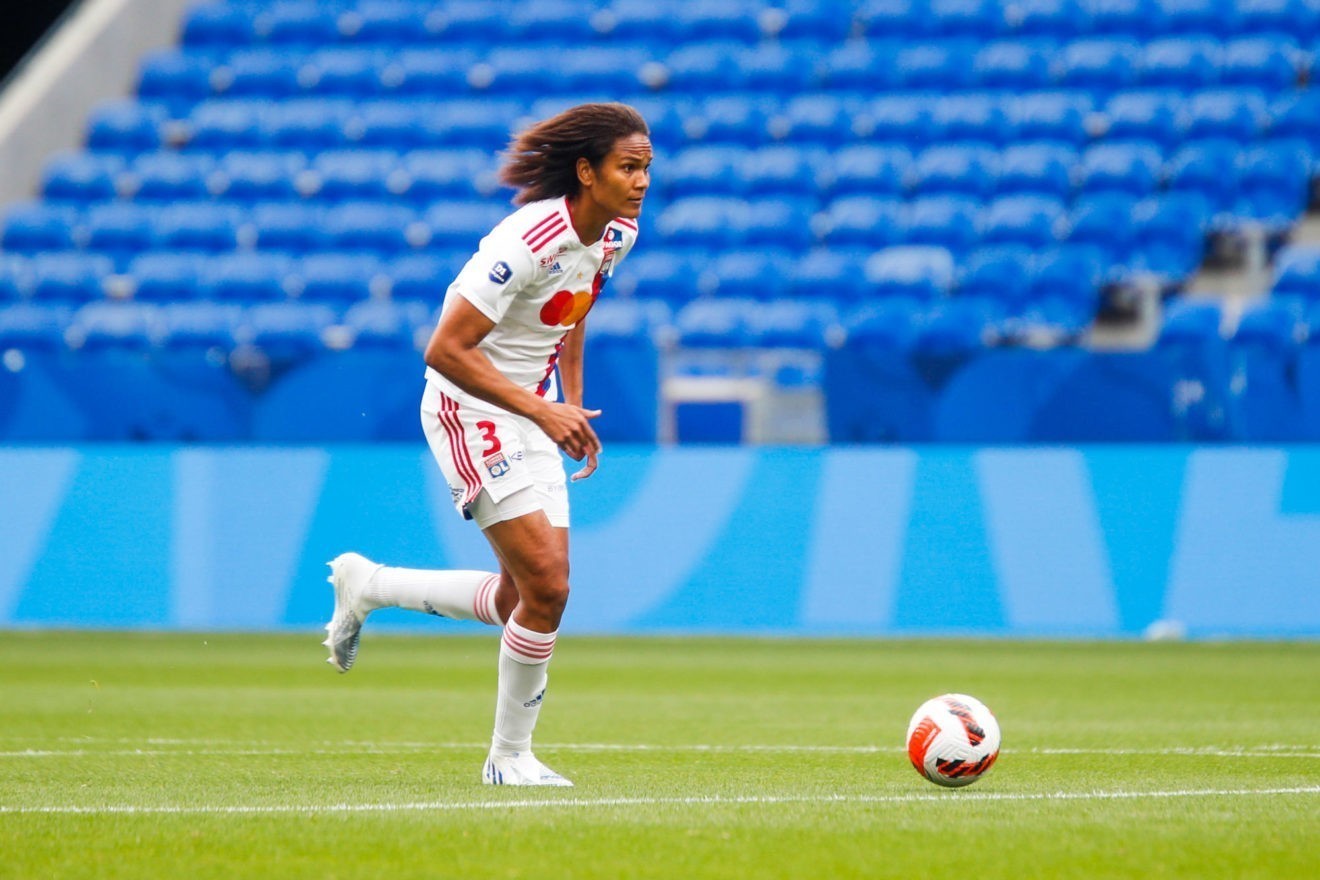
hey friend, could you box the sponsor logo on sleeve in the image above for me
[488,261,512,284]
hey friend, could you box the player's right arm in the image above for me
[424,296,602,461]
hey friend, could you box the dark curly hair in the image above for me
[499,102,649,206]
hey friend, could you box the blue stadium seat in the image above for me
[395,149,490,201]
[864,245,956,300]
[912,297,1003,355]
[1103,90,1185,147]
[1164,139,1241,212]
[672,298,756,348]
[825,145,912,197]
[84,202,157,257]
[905,195,982,254]
[298,49,386,96]
[427,99,523,148]
[308,150,400,200]
[204,252,296,302]
[694,250,790,300]
[158,301,243,351]
[930,0,1008,38]
[214,50,303,98]
[505,0,605,43]
[1182,89,1267,142]
[930,95,1010,146]
[1029,245,1107,312]
[418,2,512,44]
[1009,0,1093,38]
[971,41,1052,90]
[894,42,977,91]
[1156,300,1223,348]
[242,302,337,360]
[87,100,165,152]
[1138,37,1221,89]
[858,0,936,39]
[2,202,80,252]
[1233,143,1312,227]
[597,0,680,44]
[996,144,1076,199]
[787,248,874,303]
[907,145,998,199]
[956,246,1035,307]
[424,201,509,250]
[663,42,745,93]
[136,50,215,110]
[1265,91,1320,147]
[28,253,113,302]
[1081,0,1160,36]
[673,95,769,146]
[666,146,750,198]
[1219,38,1300,90]
[185,101,265,151]
[742,146,824,197]
[1231,297,1304,354]
[1152,0,1239,36]
[1065,194,1140,261]
[767,0,855,41]
[211,151,308,201]
[1054,39,1140,93]
[377,49,480,96]
[384,252,457,303]
[1238,0,1319,38]
[733,198,815,249]
[182,2,254,48]
[41,152,125,202]
[840,296,923,352]
[249,202,330,252]
[154,202,242,252]
[259,99,354,149]
[747,299,840,348]
[817,197,907,249]
[655,197,747,249]
[0,254,31,300]
[65,301,160,351]
[125,152,216,201]
[609,248,700,303]
[1078,142,1164,197]
[1009,92,1093,147]
[670,3,765,43]
[768,94,855,144]
[1269,245,1320,300]
[126,252,208,302]
[323,202,423,253]
[253,3,345,46]
[820,42,903,91]
[0,302,73,350]
[290,253,384,303]
[343,1,434,46]
[1129,193,1212,278]
[980,195,1065,249]
[738,43,821,92]
[342,298,431,349]
[865,95,935,146]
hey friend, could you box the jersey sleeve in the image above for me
[448,227,536,324]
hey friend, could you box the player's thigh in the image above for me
[483,510,569,587]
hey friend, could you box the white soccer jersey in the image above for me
[424,196,639,396]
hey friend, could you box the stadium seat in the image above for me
[419,2,512,44]
[1233,143,1312,227]
[204,253,296,302]
[1103,91,1185,147]
[211,151,308,201]
[1238,0,1320,38]
[663,42,745,93]
[1029,245,1107,312]
[821,42,903,91]
[1,203,80,252]
[155,202,243,253]
[298,49,387,97]
[425,201,510,250]
[971,41,1052,91]
[125,252,208,302]
[185,101,265,151]
[787,248,874,303]
[1008,92,1093,147]
[323,202,424,253]
[1152,0,1239,37]
[609,248,701,303]
[248,202,330,252]
[1182,90,1267,143]
[747,298,840,348]
[864,245,956,300]
[672,298,757,348]
[816,197,907,249]
[693,249,790,300]
[865,95,936,146]
[655,197,747,249]
[84,202,158,258]
[0,302,73,350]
[1077,142,1164,197]
[1082,0,1164,37]
[28,253,113,302]
[1163,139,1241,212]
[86,100,165,152]
[894,42,976,91]
[1156,299,1224,348]
[40,152,125,203]
[733,198,815,249]
[840,296,923,352]
[742,146,824,197]
[980,195,1065,249]
[768,94,855,145]
[1231,297,1304,354]
[289,253,385,303]
[1008,0,1092,37]
[307,150,400,201]
[124,152,216,201]
[930,0,1008,39]
[214,50,303,98]
[1269,245,1320,299]
[383,252,459,303]
[259,99,355,150]
[930,95,1010,146]
[1138,37,1221,89]
[181,2,254,48]
[996,144,1077,199]
[64,301,160,351]
[1129,193,1213,278]
[395,149,492,202]
[907,145,998,199]
[912,297,1004,355]
[904,195,982,254]
[157,301,243,351]
[956,246,1035,307]
[671,3,765,43]
[342,298,432,349]
[1054,39,1140,93]
[858,0,935,39]
[241,302,337,360]
[666,146,750,198]
[137,50,216,108]
[0,254,31,301]
[253,3,345,46]
[378,48,480,96]
[1065,194,1141,261]
[825,145,912,197]
[1219,38,1300,90]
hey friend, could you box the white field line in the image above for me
[2,787,1318,816]
[3,742,1319,759]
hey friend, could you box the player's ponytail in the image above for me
[500,102,649,206]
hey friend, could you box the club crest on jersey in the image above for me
[484,452,510,478]
[488,261,512,284]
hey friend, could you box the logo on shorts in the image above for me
[484,452,510,478]
[488,261,512,284]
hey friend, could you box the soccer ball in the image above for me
[906,693,1001,788]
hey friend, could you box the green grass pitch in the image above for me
[2,632,1317,879]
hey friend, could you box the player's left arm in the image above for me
[559,318,597,481]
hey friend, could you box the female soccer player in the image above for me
[322,103,651,786]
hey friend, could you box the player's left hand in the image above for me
[570,449,599,482]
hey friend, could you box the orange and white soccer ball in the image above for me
[906,693,1001,788]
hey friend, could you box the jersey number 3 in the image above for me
[476,420,501,456]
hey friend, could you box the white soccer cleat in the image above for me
[322,552,380,673]
[482,751,573,787]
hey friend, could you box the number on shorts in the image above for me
[476,420,501,456]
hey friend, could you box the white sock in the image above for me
[491,619,557,755]
[365,566,503,625]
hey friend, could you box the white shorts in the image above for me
[420,381,569,529]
